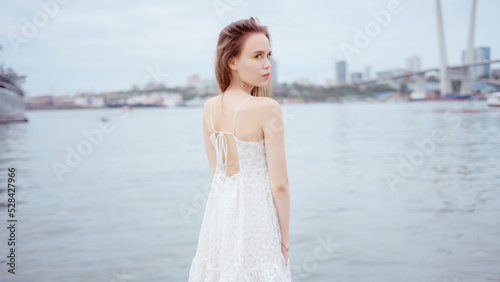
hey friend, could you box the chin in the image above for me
[254,81,269,88]
[243,78,268,88]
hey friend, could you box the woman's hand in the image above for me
[281,242,289,265]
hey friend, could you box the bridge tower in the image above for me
[460,0,477,95]
[435,0,452,96]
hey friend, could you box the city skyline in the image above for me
[1,0,499,97]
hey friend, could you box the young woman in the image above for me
[189,17,291,281]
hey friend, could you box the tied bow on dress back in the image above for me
[210,96,256,185]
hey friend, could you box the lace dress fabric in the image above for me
[189,96,291,281]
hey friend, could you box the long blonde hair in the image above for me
[214,17,273,98]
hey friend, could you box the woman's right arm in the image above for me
[262,98,290,248]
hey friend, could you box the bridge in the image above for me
[353,0,499,98]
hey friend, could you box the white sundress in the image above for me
[188,95,291,281]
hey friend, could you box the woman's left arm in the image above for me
[202,99,217,177]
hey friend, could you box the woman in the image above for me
[189,17,291,281]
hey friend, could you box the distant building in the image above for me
[324,78,337,87]
[296,77,310,86]
[26,95,54,110]
[492,68,500,79]
[376,68,407,88]
[364,65,371,81]
[351,72,363,83]
[336,61,346,84]
[52,96,77,108]
[406,55,421,72]
[126,91,182,107]
[270,58,278,82]
[187,74,213,90]
[271,58,279,92]
[462,47,491,78]
[187,74,201,88]
[74,93,105,108]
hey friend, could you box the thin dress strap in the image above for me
[232,96,256,135]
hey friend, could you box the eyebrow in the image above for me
[253,50,272,54]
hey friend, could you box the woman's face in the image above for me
[229,32,272,88]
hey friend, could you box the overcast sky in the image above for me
[1,0,499,97]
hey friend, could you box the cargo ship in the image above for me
[0,45,28,123]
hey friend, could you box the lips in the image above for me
[262,73,270,78]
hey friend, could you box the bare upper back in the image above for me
[208,93,271,142]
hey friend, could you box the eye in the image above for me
[255,53,272,59]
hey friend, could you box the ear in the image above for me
[228,56,237,71]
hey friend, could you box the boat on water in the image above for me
[121,105,132,111]
[0,45,28,123]
[486,92,500,107]
[410,93,472,101]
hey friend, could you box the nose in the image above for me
[264,58,271,70]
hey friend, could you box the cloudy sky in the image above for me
[1,0,499,97]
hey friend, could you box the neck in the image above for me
[226,78,254,95]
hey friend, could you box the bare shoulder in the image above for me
[204,95,218,105]
[254,97,281,114]
[253,96,280,111]
[203,96,219,111]
[252,97,282,126]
